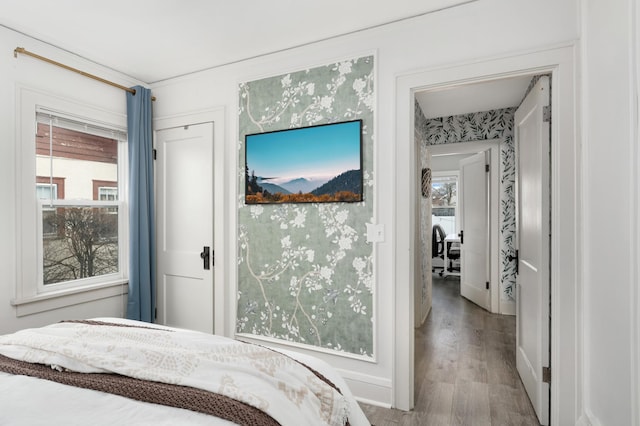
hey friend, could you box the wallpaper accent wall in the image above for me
[416,102,517,302]
[237,56,375,356]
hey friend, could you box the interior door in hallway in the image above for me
[156,122,214,333]
[514,75,550,425]
[459,151,490,311]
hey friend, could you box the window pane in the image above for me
[42,206,118,285]
[431,176,457,207]
[36,118,121,287]
[36,122,118,202]
[432,176,457,235]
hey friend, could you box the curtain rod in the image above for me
[13,47,156,101]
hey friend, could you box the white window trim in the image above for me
[13,87,129,315]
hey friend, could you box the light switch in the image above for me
[366,223,385,243]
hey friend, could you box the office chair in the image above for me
[446,239,461,274]
[432,224,446,276]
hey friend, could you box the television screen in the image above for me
[245,120,363,204]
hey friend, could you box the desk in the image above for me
[443,234,461,277]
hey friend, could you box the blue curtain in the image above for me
[126,86,155,322]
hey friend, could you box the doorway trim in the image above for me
[429,140,501,314]
[393,44,580,425]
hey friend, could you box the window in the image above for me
[15,89,129,315]
[98,187,118,201]
[36,182,58,200]
[35,109,127,288]
[94,181,118,214]
[431,174,458,236]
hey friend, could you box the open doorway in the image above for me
[415,75,532,322]
[411,73,551,424]
[393,45,578,425]
[426,140,502,313]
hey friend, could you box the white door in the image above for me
[156,123,214,333]
[459,151,490,310]
[514,76,550,425]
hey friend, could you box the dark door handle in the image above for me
[200,246,210,270]
[508,249,519,274]
[458,230,464,244]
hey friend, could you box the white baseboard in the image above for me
[501,299,516,315]
[338,368,393,406]
[355,396,392,409]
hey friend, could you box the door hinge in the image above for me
[486,281,490,290]
[153,149,157,160]
[154,307,157,320]
[212,249,215,267]
[485,164,490,173]
[542,366,551,383]
[543,105,551,123]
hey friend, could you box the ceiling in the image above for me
[1,0,474,84]
[415,75,533,119]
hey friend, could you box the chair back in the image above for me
[432,224,446,258]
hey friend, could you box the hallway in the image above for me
[360,276,540,425]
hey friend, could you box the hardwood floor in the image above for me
[359,275,540,425]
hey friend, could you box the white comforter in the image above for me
[0,318,370,426]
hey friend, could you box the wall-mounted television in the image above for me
[245,119,363,204]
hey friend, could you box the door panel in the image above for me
[164,275,212,328]
[459,151,490,310]
[515,76,550,425]
[156,123,214,333]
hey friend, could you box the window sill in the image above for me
[11,280,128,317]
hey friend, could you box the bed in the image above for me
[0,318,370,426]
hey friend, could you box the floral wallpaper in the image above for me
[237,56,375,356]
[416,102,518,302]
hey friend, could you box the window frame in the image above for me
[14,87,129,316]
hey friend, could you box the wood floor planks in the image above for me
[359,276,540,425]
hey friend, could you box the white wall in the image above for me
[0,26,144,334]
[431,153,473,172]
[150,0,580,407]
[582,0,639,425]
